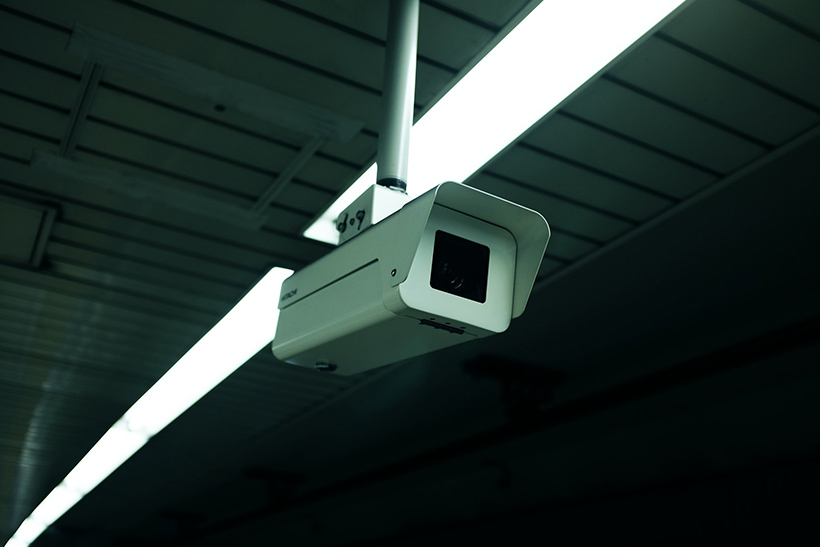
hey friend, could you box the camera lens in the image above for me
[430,230,489,303]
[435,260,464,290]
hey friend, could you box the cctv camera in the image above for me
[272,182,550,375]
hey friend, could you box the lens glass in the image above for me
[429,230,490,303]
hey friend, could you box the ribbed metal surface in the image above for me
[1,0,818,545]
[0,0,534,540]
[474,0,820,280]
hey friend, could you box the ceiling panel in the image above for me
[273,0,520,68]
[0,262,216,325]
[52,215,290,274]
[434,0,533,28]
[0,185,322,272]
[8,0,384,128]
[536,257,567,279]
[538,232,598,263]
[0,289,196,343]
[0,126,59,160]
[68,148,311,229]
[0,310,190,361]
[0,158,326,266]
[44,260,235,316]
[0,5,82,75]
[143,0,394,91]
[0,326,186,376]
[87,75,368,192]
[661,0,820,110]
[98,71,319,153]
[87,88,300,172]
[609,36,819,146]
[78,122,277,198]
[46,243,243,303]
[72,119,339,216]
[50,225,260,287]
[0,56,76,111]
[0,349,156,401]
[416,4,497,69]
[563,78,767,174]
[490,145,675,221]
[471,173,634,242]
[522,113,716,200]
[0,281,205,338]
[752,0,820,35]
[0,316,181,365]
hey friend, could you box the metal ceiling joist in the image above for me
[59,60,104,158]
[66,24,365,142]
[249,135,326,217]
[0,194,56,268]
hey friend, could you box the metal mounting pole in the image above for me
[376,0,419,193]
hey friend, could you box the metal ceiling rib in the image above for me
[1,0,819,545]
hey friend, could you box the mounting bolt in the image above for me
[355,209,366,230]
[336,212,348,233]
[391,269,396,277]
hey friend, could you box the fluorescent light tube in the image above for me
[29,484,84,526]
[122,266,294,435]
[5,267,293,547]
[304,0,688,244]
[7,521,45,545]
[62,421,150,494]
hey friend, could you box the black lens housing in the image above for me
[429,230,489,303]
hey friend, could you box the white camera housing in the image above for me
[272,182,550,375]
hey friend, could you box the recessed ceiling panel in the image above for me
[489,146,674,222]
[662,0,820,110]
[609,36,819,146]
[523,113,716,200]
[562,78,767,174]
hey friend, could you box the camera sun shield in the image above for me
[396,204,516,334]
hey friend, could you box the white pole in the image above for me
[376,0,419,192]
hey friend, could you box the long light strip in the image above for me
[304,0,688,244]
[5,267,293,547]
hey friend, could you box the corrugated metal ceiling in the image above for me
[1,0,819,545]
